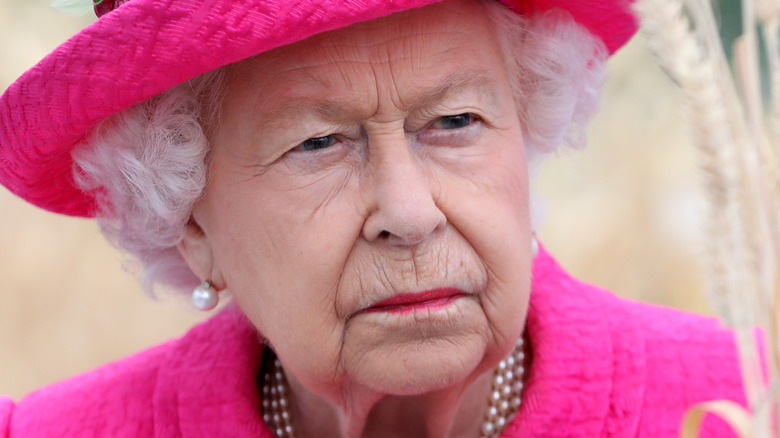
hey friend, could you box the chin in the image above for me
[347,330,491,396]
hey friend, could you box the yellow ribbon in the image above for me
[680,400,754,438]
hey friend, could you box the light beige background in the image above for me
[0,0,711,400]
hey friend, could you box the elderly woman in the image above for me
[0,0,748,436]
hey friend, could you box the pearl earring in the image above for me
[192,280,219,310]
[532,234,539,259]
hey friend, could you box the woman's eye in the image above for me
[297,135,335,151]
[433,113,477,130]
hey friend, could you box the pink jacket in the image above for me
[1,249,745,437]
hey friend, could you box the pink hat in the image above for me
[0,0,637,217]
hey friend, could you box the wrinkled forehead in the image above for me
[221,0,505,115]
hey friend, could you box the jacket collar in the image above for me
[505,246,646,436]
[153,305,272,437]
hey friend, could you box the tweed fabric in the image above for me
[1,247,739,437]
[0,0,637,217]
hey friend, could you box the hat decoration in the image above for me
[49,0,129,16]
[93,0,131,17]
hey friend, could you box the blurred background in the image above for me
[1,0,712,400]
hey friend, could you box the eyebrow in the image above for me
[405,69,500,112]
[260,69,500,126]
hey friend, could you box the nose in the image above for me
[361,132,446,246]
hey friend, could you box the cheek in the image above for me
[439,132,529,243]
[202,168,366,382]
[208,165,361,290]
[436,136,531,344]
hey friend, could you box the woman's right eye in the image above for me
[295,135,336,151]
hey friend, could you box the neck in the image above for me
[262,335,528,438]
[286,366,493,438]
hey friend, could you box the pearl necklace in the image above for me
[261,357,296,437]
[261,336,525,438]
[480,335,525,438]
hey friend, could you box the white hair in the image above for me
[72,1,607,296]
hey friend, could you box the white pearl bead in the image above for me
[481,421,495,434]
[192,282,219,310]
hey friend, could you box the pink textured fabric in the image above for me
[0,398,11,437]
[1,248,743,437]
[0,0,637,217]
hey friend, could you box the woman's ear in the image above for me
[177,217,224,288]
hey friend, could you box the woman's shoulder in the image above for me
[2,307,268,438]
[522,248,746,436]
[3,337,171,437]
[610,295,746,436]
[532,246,738,349]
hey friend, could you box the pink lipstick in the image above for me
[363,288,466,314]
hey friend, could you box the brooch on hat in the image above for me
[93,0,131,17]
[49,0,130,17]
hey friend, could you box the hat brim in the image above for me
[0,0,637,217]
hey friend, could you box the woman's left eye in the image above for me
[296,135,336,151]
[432,113,477,130]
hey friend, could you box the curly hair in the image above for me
[71,1,607,297]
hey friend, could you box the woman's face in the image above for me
[182,0,532,401]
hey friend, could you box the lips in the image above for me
[362,288,466,314]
